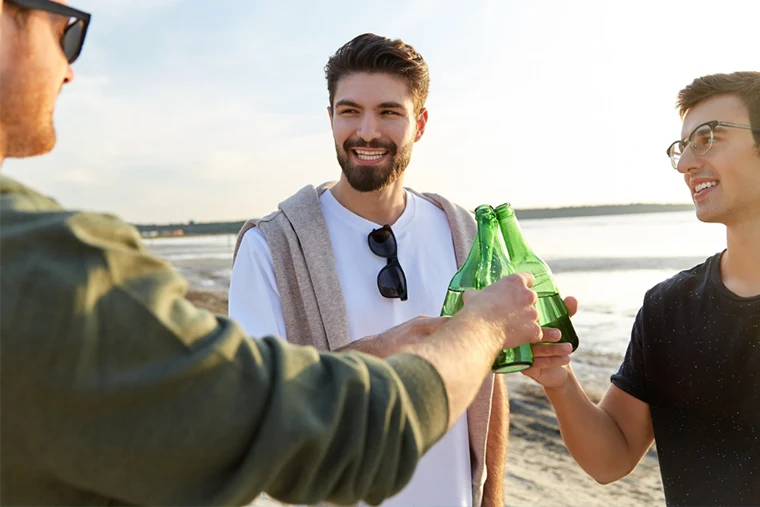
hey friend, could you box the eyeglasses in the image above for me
[368,225,408,301]
[7,0,91,64]
[666,120,760,170]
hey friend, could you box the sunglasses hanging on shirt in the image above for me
[368,225,408,301]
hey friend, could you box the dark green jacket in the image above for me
[0,175,448,506]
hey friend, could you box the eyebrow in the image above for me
[377,102,406,110]
[334,100,362,109]
[333,100,408,110]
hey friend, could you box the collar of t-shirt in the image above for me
[320,188,418,238]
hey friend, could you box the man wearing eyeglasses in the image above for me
[522,71,760,507]
[229,33,516,507]
[1,2,566,506]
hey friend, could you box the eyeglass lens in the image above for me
[378,263,407,299]
[62,18,85,63]
[670,123,715,168]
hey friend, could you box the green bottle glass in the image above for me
[495,203,579,351]
[440,205,534,374]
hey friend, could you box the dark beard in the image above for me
[336,138,412,193]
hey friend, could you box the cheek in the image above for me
[30,24,70,83]
[719,153,760,195]
[744,158,760,195]
[332,121,352,145]
[387,122,416,145]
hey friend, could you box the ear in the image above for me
[414,108,429,142]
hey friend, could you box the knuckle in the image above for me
[518,288,536,307]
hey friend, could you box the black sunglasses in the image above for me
[368,225,408,301]
[7,0,91,64]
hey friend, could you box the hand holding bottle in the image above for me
[460,272,563,350]
[521,296,579,389]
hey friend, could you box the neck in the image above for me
[721,216,760,297]
[331,176,407,226]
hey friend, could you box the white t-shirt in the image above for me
[229,189,472,507]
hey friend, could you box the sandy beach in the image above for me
[185,284,665,507]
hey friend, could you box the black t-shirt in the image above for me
[611,252,760,507]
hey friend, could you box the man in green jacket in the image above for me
[0,1,575,505]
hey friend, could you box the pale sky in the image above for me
[4,0,758,223]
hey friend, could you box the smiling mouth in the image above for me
[352,149,388,162]
[694,181,718,195]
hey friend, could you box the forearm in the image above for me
[544,366,634,483]
[483,375,507,507]
[336,335,391,358]
[405,311,504,430]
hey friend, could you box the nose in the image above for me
[356,113,381,143]
[675,146,703,175]
[64,64,75,84]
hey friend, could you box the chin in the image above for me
[694,205,727,225]
[13,128,57,158]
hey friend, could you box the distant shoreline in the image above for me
[134,203,694,238]
[512,202,693,219]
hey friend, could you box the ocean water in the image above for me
[146,210,726,362]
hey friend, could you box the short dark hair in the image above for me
[325,33,430,114]
[677,71,760,149]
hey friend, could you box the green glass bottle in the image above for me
[495,203,579,351]
[440,205,534,374]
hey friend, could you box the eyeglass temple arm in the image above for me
[10,0,90,19]
[717,121,760,133]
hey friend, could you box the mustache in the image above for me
[343,138,396,153]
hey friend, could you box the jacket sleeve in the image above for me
[27,211,450,506]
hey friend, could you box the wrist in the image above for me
[452,308,502,351]
[543,370,574,398]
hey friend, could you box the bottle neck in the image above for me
[496,207,557,293]
[476,209,499,261]
[496,210,533,263]
[475,207,513,286]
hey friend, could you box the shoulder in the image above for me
[0,177,62,213]
[239,183,324,230]
[235,208,288,262]
[641,254,717,310]
[411,189,471,211]
[411,192,449,219]
[409,190,474,220]
[237,226,273,261]
[1,206,197,336]
[250,183,329,233]
[3,205,145,267]
[56,211,174,295]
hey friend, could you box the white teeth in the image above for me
[354,149,387,161]
[695,181,718,193]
